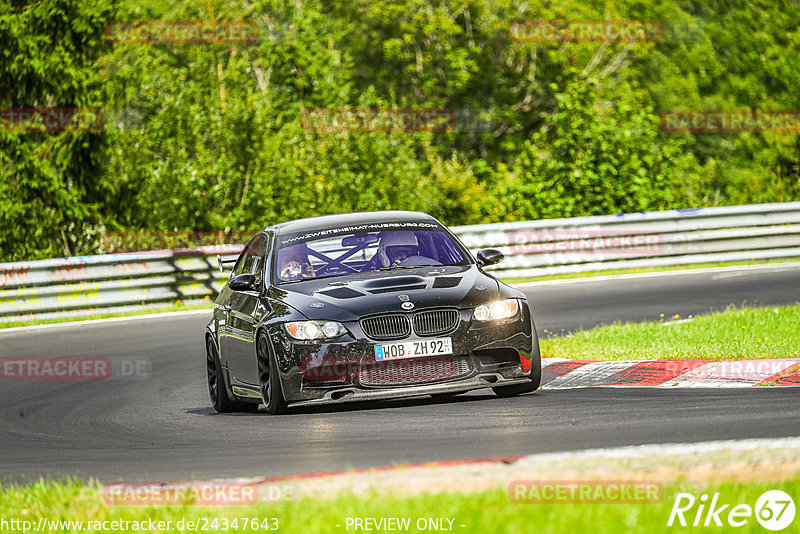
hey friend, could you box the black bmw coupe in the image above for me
[205,211,541,413]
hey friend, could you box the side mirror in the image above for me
[476,248,504,267]
[229,273,257,291]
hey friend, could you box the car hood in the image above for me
[269,265,516,322]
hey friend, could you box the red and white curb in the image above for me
[124,437,800,502]
[541,358,800,388]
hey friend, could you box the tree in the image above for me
[0,0,115,260]
[491,74,692,221]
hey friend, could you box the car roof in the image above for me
[267,211,439,235]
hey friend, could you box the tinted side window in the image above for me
[231,236,259,279]
[252,235,268,287]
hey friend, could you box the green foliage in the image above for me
[0,0,115,261]
[490,74,692,220]
[2,0,799,260]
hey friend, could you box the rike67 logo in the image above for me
[668,490,795,531]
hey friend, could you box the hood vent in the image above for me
[362,275,426,288]
[432,276,462,288]
[317,287,365,299]
[368,284,426,294]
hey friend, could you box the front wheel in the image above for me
[206,337,258,413]
[257,331,288,415]
[492,324,542,398]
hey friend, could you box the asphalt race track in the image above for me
[2,263,799,483]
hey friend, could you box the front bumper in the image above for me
[266,305,536,405]
[286,373,532,407]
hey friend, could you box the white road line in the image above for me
[514,436,800,465]
[659,318,696,326]
[193,436,800,487]
[0,309,211,335]
[513,262,800,287]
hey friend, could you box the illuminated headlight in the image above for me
[473,299,519,321]
[285,321,346,340]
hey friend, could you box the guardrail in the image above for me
[2,202,799,324]
[456,201,800,278]
[0,246,242,324]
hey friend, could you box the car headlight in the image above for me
[284,321,347,340]
[473,299,519,321]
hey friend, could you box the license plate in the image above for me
[374,338,452,361]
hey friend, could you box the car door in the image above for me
[226,234,269,386]
[219,236,257,378]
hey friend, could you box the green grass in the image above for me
[501,257,800,284]
[0,303,212,330]
[541,305,800,361]
[0,478,797,533]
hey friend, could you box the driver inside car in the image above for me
[378,232,421,267]
[278,243,316,281]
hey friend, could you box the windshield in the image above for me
[274,225,469,283]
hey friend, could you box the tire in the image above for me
[492,322,542,398]
[257,331,288,415]
[206,336,258,413]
